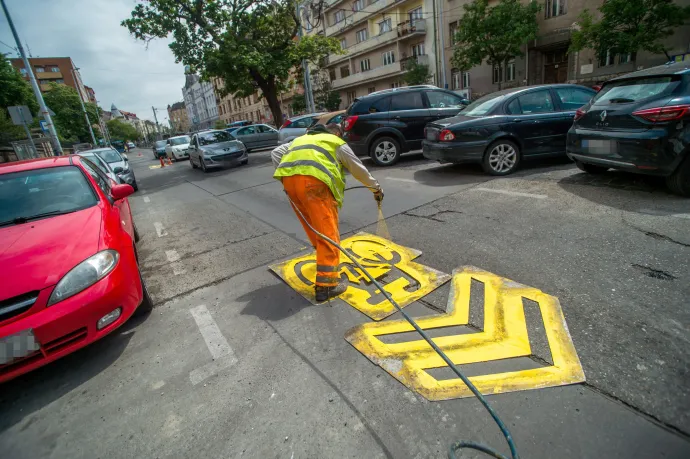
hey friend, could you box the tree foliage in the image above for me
[291,94,307,114]
[42,83,101,143]
[402,60,431,85]
[107,119,139,141]
[312,70,341,112]
[0,54,38,115]
[122,0,341,126]
[569,0,690,61]
[451,0,540,89]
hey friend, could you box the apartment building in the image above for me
[84,86,97,104]
[10,57,90,102]
[168,102,191,133]
[316,0,436,107]
[438,0,690,98]
[182,73,219,130]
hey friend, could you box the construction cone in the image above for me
[166,157,173,166]
[137,152,142,157]
[159,156,166,168]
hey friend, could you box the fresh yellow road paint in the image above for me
[269,232,450,320]
[345,266,585,400]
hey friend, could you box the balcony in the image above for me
[400,54,429,71]
[325,0,396,37]
[329,28,398,66]
[396,18,426,39]
[36,71,62,79]
[332,62,402,90]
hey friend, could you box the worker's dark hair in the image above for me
[307,124,328,134]
[326,123,342,137]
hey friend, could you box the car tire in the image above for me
[370,136,401,167]
[132,181,138,191]
[135,271,153,316]
[575,160,608,174]
[666,156,690,197]
[200,157,208,173]
[133,223,141,243]
[190,157,198,169]
[482,139,521,176]
[241,159,248,166]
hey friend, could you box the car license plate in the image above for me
[426,129,439,141]
[0,329,40,365]
[582,139,617,154]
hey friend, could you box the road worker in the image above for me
[272,123,384,302]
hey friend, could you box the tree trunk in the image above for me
[249,69,283,128]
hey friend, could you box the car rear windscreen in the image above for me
[0,166,97,226]
[593,76,681,105]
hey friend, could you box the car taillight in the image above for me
[439,129,455,141]
[343,115,358,132]
[281,119,292,129]
[633,104,690,123]
[574,108,587,121]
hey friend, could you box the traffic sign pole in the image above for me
[1,0,63,155]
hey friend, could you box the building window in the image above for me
[462,71,470,89]
[505,60,516,82]
[353,0,364,12]
[618,52,635,64]
[451,70,461,90]
[347,91,357,104]
[382,51,395,66]
[53,79,64,84]
[409,7,423,23]
[50,66,60,72]
[360,58,371,72]
[391,81,402,89]
[492,65,502,84]
[545,0,566,19]
[334,10,345,24]
[378,18,392,35]
[368,86,376,94]
[340,65,351,78]
[34,66,45,72]
[329,68,337,81]
[449,21,458,46]
[356,28,368,43]
[340,38,347,49]
[411,43,425,57]
[599,49,614,67]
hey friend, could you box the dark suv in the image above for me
[567,61,690,196]
[342,85,469,166]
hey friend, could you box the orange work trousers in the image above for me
[283,175,341,287]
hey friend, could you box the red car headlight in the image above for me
[47,250,119,306]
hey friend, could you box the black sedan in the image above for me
[567,61,690,196]
[423,84,596,175]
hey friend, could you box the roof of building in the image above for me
[169,101,186,111]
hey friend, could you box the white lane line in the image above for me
[386,177,417,184]
[166,250,187,275]
[165,250,181,262]
[638,209,690,219]
[472,188,547,199]
[154,222,168,237]
[189,305,237,385]
[143,196,151,203]
[172,264,187,276]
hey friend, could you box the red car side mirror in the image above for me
[111,183,135,200]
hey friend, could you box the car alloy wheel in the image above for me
[371,136,401,166]
[200,157,207,172]
[483,140,520,175]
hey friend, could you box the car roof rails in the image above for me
[366,84,439,97]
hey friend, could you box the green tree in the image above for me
[570,0,690,64]
[291,94,307,114]
[0,54,39,145]
[214,119,226,129]
[402,59,431,85]
[122,0,341,127]
[42,83,101,143]
[312,70,342,112]
[451,0,540,90]
[107,119,139,141]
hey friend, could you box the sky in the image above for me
[0,0,186,123]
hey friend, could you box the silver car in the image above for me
[77,151,123,186]
[87,147,138,190]
[278,112,325,143]
[189,130,248,172]
[227,124,279,151]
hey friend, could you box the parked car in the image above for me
[189,130,248,172]
[227,120,253,129]
[126,141,136,149]
[315,110,347,127]
[77,151,123,185]
[278,112,326,144]
[165,135,192,161]
[422,84,596,175]
[0,156,152,383]
[153,140,167,159]
[567,61,690,196]
[342,85,470,166]
[73,143,93,153]
[86,147,138,191]
[111,140,126,153]
[227,124,279,151]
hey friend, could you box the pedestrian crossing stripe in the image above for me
[269,232,451,320]
[345,266,585,400]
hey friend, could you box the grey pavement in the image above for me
[0,147,688,458]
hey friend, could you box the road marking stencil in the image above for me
[270,232,450,320]
[345,266,585,400]
[143,196,151,203]
[189,305,237,385]
[154,222,167,237]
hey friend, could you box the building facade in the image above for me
[10,57,90,103]
[84,86,97,104]
[168,102,191,133]
[182,73,219,130]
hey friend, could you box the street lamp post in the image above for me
[71,68,97,146]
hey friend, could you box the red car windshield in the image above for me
[0,166,97,226]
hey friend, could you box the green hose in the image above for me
[284,190,520,459]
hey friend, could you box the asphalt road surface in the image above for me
[1,146,689,458]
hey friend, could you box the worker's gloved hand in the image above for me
[374,188,384,203]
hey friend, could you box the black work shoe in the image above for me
[315,279,347,303]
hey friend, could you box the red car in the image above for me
[0,156,152,383]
